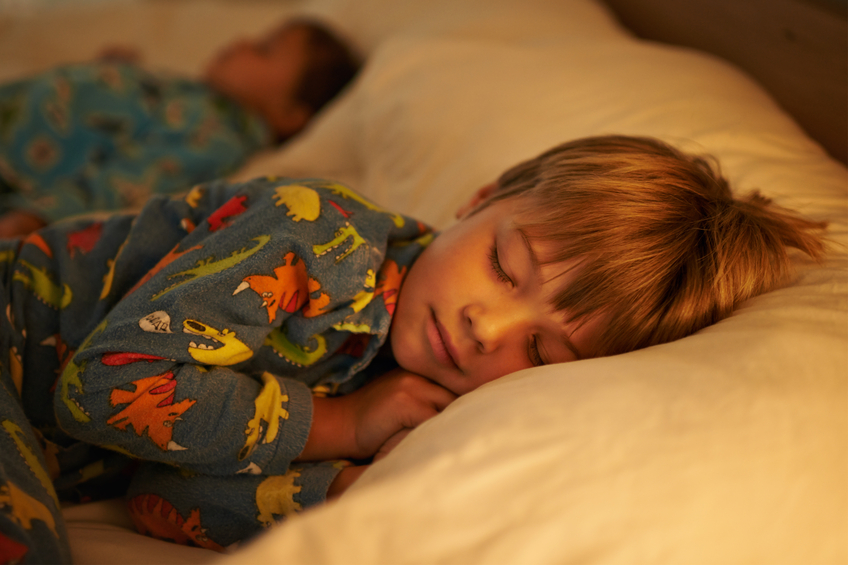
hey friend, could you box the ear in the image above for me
[455,183,497,219]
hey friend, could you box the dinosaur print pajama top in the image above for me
[0,61,270,222]
[0,177,431,562]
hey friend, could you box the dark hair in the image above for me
[481,135,827,357]
[290,20,361,113]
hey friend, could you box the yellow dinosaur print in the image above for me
[313,222,367,263]
[2,420,59,507]
[238,372,290,461]
[323,182,405,227]
[0,482,58,538]
[255,470,302,527]
[332,321,372,333]
[0,249,15,263]
[13,259,72,310]
[183,319,253,365]
[348,269,376,314]
[311,383,340,397]
[273,185,321,222]
[100,238,128,300]
[184,185,205,208]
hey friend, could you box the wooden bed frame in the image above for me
[602,0,848,165]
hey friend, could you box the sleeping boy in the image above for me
[0,135,826,562]
[0,18,360,238]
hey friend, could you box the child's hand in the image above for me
[298,368,456,461]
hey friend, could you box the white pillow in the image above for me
[224,0,847,563]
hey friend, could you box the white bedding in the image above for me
[2,0,845,563]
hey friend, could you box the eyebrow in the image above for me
[516,227,583,361]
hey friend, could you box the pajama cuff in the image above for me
[263,377,313,475]
[293,461,349,509]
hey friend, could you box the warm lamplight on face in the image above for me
[390,197,606,395]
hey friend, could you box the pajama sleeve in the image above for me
[52,177,405,478]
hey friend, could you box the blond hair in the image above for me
[482,135,827,357]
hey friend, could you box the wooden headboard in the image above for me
[601,0,848,165]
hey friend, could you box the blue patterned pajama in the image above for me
[0,62,270,222]
[0,177,431,561]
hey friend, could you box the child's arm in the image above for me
[299,368,457,462]
[50,177,433,482]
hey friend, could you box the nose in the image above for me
[464,300,534,354]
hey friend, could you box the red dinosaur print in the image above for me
[375,260,407,315]
[0,531,29,564]
[233,251,309,323]
[128,494,224,552]
[328,200,352,218]
[124,243,202,297]
[23,232,52,258]
[107,372,196,451]
[67,222,103,257]
[101,352,168,366]
[207,195,247,231]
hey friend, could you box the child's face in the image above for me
[204,24,312,138]
[390,195,606,396]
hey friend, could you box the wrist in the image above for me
[296,395,356,461]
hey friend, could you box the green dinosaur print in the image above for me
[264,328,327,368]
[2,420,59,507]
[151,235,270,300]
[312,222,366,263]
[322,182,405,228]
[58,319,107,423]
[12,259,72,309]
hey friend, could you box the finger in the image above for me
[374,428,412,461]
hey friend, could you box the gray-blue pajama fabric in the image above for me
[0,177,430,561]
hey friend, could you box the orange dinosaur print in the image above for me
[375,260,407,315]
[23,232,52,257]
[67,222,103,257]
[128,494,224,552]
[124,243,202,297]
[107,372,196,451]
[207,194,247,232]
[233,251,309,323]
[303,277,330,318]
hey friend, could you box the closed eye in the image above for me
[528,335,545,367]
[488,242,513,286]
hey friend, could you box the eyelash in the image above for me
[489,242,543,366]
[529,336,544,367]
[488,243,513,285]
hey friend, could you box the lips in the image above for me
[428,309,459,370]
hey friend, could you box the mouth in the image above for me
[428,309,460,371]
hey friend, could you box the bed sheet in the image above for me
[1,0,845,563]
